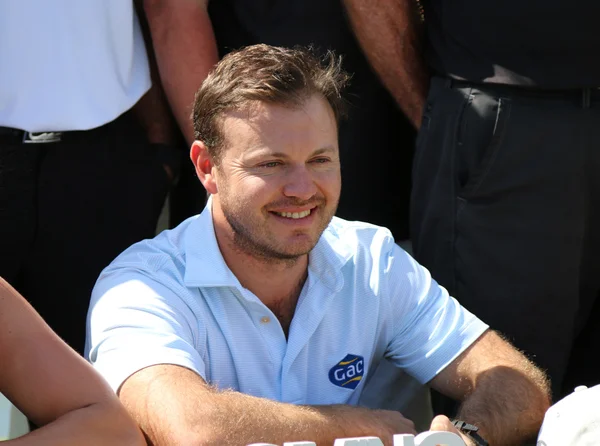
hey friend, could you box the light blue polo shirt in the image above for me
[86,202,488,405]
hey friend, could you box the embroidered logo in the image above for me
[328,354,365,389]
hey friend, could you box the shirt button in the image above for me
[260,316,271,324]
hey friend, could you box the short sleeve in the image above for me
[86,271,206,392]
[383,244,488,384]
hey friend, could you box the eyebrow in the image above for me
[255,146,337,159]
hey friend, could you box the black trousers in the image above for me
[0,112,169,354]
[411,77,600,403]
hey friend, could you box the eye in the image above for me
[310,157,330,164]
[259,161,282,168]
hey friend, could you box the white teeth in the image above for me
[277,209,311,219]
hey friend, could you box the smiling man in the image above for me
[86,44,550,446]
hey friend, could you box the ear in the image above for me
[190,140,218,195]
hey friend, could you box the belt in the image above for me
[445,78,600,108]
[0,127,64,143]
[0,111,141,144]
[0,121,183,178]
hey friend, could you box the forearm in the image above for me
[456,363,551,445]
[143,0,219,144]
[134,0,179,145]
[343,0,429,128]
[6,401,145,446]
[132,79,178,146]
[195,392,371,445]
[121,361,414,445]
[133,390,399,445]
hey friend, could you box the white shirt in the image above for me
[0,1,151,132]
[537,384,600,446]
[86,203,488,405]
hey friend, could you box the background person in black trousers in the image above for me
[0,1,178,355]
[345,0,600,410]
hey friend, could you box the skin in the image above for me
[116,95,550,445]
[142,0,219,144]
[0,277,145,446]
[429,330,551,445]
[343,0,429,128]
[133,0,183,182]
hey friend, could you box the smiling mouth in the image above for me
[275,209,312,219]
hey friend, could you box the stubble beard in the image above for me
[221,197,336,265]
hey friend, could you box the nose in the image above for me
[282,164,318,201]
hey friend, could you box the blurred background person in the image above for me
[344,0,600,409]
[0,0,179,354]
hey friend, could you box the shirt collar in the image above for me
[307,218,354,292]
[183,197,241,288]
[183,198,354,291]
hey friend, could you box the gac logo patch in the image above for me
[328,354,365,389]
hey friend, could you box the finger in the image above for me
[429,417,475,446]
[429,414,454,432]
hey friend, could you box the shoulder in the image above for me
[315,217,416,296]
[93,217,197,302]
[324,217,396,256]
[321,217,405,276]
[321,218,439,302]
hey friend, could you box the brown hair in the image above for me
[192,44,350,162]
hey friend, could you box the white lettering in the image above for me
[356,359,364,374]
[334,369,346,381]
[334,437,384,445]
[347,365,356,378]
[283,442,317,446]
[248,431,467,446]
[394,432,467,446]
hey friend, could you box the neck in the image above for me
[214,220,309,308]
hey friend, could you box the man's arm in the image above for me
[133,0,182,182]
[0,278,145,446]
[119,364,416,446]
[429,330,551,445]
[143,0,219,144]
[343,0,429,128]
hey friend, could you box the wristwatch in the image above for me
[451,420,489,446]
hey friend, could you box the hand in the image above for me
[374,409,417,436]
[429,415,475,446]
[353,408,416,446]
[322,405,416,446]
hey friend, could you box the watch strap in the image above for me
[451,420,489,446]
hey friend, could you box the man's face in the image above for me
[211,94,341,261]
